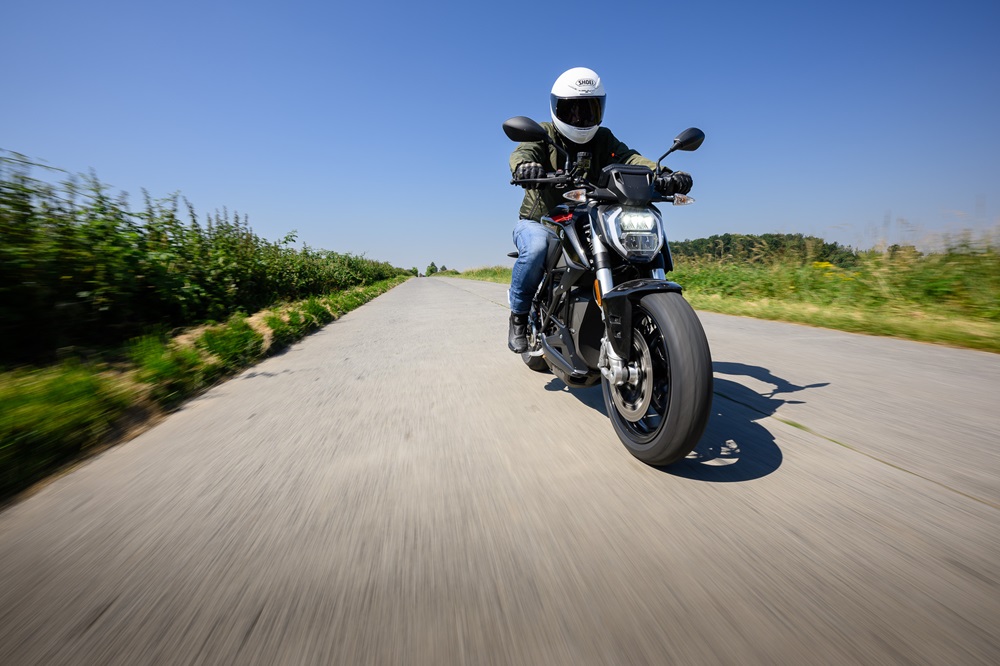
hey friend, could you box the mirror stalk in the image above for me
[655,144,678,175]
[546,137,570,171]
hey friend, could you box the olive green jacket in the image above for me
[509,122,659,221]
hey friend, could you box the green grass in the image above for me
[1,152,411,366]
[130,335,208,407]
[450,266,512,284]
[669,246,1000,322]
[683,293,1000,353]
[451,241,1000,352]
[196,314,265,372]
[0,364,131,497]
[1,276,409,501]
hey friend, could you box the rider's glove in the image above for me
[514,162,546,189]
[655,170,693,195]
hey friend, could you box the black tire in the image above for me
[601,291,713,466]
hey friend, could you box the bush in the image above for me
[0,152,405,365]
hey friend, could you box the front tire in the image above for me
[601,291,713,466]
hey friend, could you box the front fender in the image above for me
[602,279,684,358]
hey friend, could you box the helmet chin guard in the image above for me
[550,67,606,145]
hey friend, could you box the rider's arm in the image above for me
[509,140,548,174]
[605,129,659,171]
[509,138,552,222]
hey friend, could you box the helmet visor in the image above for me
[551,95,605,129]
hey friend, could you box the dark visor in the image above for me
[551,95,606,128]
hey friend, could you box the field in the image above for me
[452,232,1000,353]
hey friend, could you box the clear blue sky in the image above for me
[4,0,998,271]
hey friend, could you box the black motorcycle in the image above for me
[503,116,713,466]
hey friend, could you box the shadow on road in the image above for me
[544,361,830,482]
[667,362,830,481]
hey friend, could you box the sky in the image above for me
[3,0,999,271]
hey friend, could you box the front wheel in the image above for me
[601,291,713,466]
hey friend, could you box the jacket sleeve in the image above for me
[509,140,548,174]
[606,129,659,172]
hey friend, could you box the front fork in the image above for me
[592,232,667,387]
[593,228,671,387]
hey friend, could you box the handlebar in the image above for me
[509,172,576,188]
[510,174,679,204]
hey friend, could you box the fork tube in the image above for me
[590,225,614,297]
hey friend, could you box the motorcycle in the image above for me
[503,116,713,466]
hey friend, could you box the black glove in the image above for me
[514,162,546,189]
[655,170,693,195]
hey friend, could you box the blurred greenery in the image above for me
[196,313,264,373]
[1,152,409,366]
[0,150,413,500]
[0,363,130,497]
[130,334,207,408]
[2,277,407,500]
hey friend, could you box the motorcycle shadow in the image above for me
[546,362,829,482]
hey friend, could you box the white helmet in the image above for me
[550,67,606,145]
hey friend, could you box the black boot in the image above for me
[508,312,528,353]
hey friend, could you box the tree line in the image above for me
[669,233,860,267]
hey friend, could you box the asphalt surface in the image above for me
[2,276,998,665]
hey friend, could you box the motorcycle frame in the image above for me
[530,201,684,385]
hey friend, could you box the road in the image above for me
[2,277,998,664]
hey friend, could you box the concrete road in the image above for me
[2,277,998,665]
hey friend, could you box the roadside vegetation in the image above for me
[1,153,410,500]
[452,232,1000,352]
[1,153,407,366]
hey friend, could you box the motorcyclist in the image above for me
[507,67,694,353]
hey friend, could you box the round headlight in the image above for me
[603,206,663,261]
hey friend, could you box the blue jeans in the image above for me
[509,219,557,314]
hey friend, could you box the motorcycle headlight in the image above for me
[603,206,663,261]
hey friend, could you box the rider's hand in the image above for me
[514,162,546,189]
[655,170,693,195]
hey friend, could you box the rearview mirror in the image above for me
[502,116,550,143]
[673,127,705,152]
[656,127,706,171]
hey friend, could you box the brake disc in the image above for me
[610,330,653,422]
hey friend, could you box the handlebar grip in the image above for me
[510,172,571,186]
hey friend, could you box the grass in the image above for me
[448,239,1000,353]
[449,266,511,284]
[0,364,131,497]
[196,313,265,372]
[683,293,1000,353]
[1,276,409,502]
[130,335,207,408]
